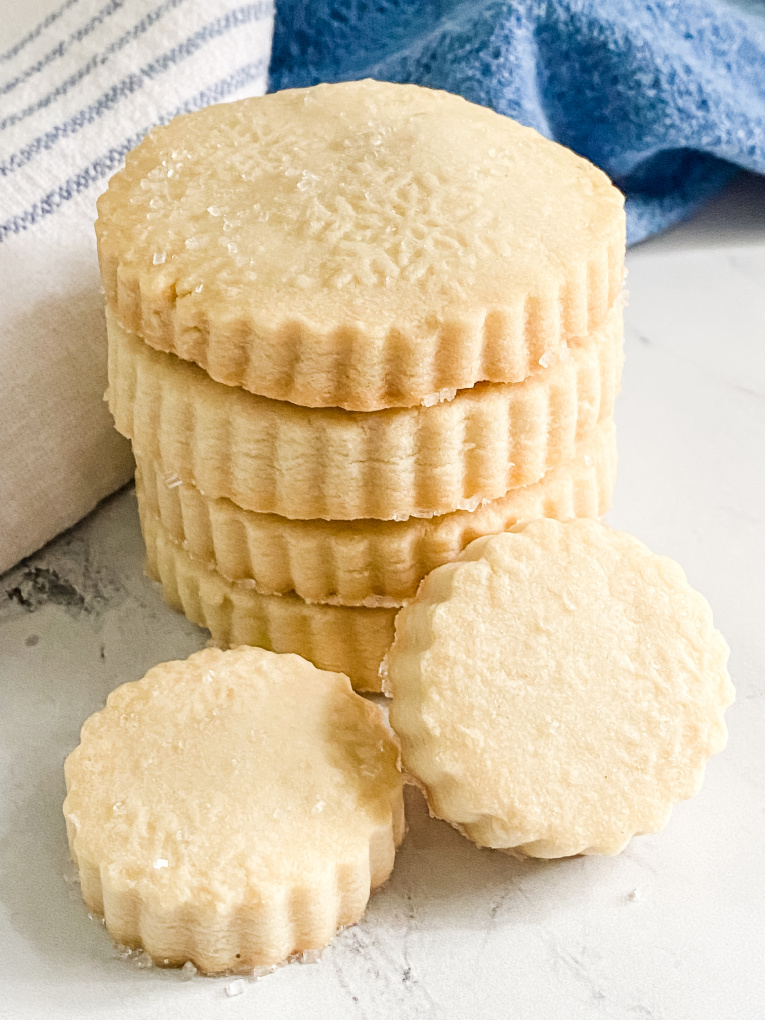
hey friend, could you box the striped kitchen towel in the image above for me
[0,0,274,574]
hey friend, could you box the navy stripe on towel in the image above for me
[0,0,189,133]
[0,59,268,242]
[0,0,83,65]
[0,0,125,96]
[1,4,268,174]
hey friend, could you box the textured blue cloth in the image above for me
[270,0,765,243]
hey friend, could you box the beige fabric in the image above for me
[97,80,625,410]
[144,513,397,691]
[134,418,617,605]
[108,306,623,520]
[64,645,404,973]
[0,247,135,575]
[384,519,734,858]
[0,1,272,575]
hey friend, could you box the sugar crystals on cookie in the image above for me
[384,519,733,858]
[64,647,404,973]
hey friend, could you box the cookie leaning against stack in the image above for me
[97,79,626,688]
[383,519,733,858]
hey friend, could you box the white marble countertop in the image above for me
[2,174,765,1020]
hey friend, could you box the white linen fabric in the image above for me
[0,0,274,573]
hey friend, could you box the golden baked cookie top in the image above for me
[96,79,625,410]
[64,647,403,907]
[384,519,733,858]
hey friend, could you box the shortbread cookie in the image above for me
[135,419,617,606]
[384,519,733,858]
[96,80,625,411]
[63,646,404,973]
[108,306,623,521]
[144,514,396,691]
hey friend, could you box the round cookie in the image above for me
[96,79,625,411]
[108,305,623,521]
[384,519,733,857]
[63,646,404,974]
[134,419,617,605]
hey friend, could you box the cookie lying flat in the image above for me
[384,519,733,858]
[108,306,622,521]
[63,646,404,974]
[96,79,625,411]
[134,419,617,606]
[144,513,397,691]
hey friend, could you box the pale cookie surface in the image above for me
[108,307,623,520]
[144,514,397,691]
[385,519,733,857]
[96,80,625,410]
[135,419,617,606]
[63,646,404,973]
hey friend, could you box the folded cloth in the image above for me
[0,0,274,574]
[270,0,765,243]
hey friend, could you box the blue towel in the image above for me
[270,0,765,243]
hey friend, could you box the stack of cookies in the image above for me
[97,80,626,690]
